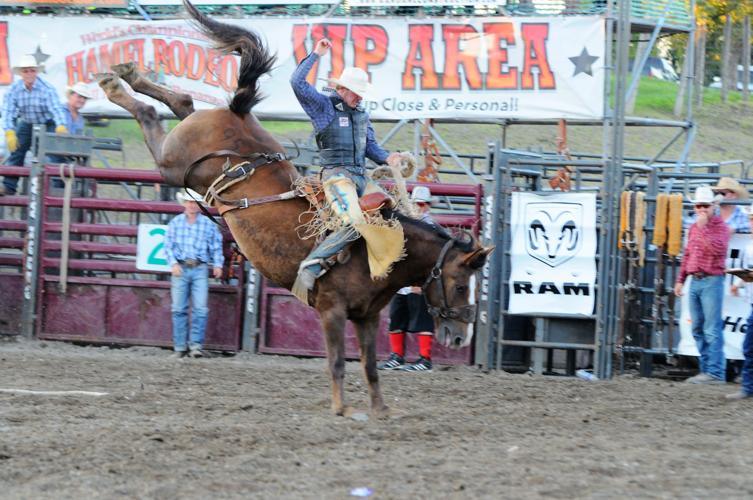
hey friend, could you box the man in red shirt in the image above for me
[674,186,730,384]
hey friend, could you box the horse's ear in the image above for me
[463,245,495,269]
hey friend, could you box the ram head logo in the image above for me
[525,203,583,267]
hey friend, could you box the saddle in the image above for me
[298,176,392,213]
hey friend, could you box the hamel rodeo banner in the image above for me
[0,15,604,120]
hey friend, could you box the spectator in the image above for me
[378,186,437,372]
[62,82,93,135]
[1,54,67,196]
[711,177,750,234]
[164,189,224,359]
[727,203,753,400]
[674,186,730,384]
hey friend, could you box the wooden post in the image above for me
[743,16,751,103]
[695,25,707,107]
[674,34,693,117]
[721,15,732,103]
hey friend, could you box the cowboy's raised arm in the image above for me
[290,44,332,129]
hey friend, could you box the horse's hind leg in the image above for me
[98,73,166,165]
[320,308,348,416]
[111,62,195,120]
[353,315,389,418]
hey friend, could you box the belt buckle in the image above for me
[184,258,199,268]
[693,272,705,279]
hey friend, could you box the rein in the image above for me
[422,238,478,323]
[182,144,300,219]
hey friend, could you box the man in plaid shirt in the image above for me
[164,189,224,359]
[674,186,730,384]
[1,54,68,196]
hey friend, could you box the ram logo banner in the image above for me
[0,15,604,120]
[508,192,596,316]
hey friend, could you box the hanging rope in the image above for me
[417,119,441,184]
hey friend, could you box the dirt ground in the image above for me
[1,338,752,499]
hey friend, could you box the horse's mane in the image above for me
[184,0,276,115]
[388,210,475,253]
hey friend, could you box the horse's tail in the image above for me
[183,0,276,115]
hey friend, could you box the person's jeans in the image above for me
[743,309,753,395]
[688,275,726,380]
[3,120,55,194]
[170,264,209,352]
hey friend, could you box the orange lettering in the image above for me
[521,23,555,90]
[66,51,86,85]
[0,22,11,85]
[402,25,438,90]
[351,24,387,77]
[484,22,518,90]
[441,25,482,90]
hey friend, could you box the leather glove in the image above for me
[5,129,17,152]
[55,125,68,134]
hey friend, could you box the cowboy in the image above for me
[710,177,751,234]
[290,38,403,296]
[62,82,93,135]
[164,189,224,359]
[674,185,730,385]
[1,54,68,196]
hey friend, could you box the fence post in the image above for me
[21,127,44,339]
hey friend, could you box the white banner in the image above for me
[0,15,604,121]
[677,233,749,361]
[508,192,597,316]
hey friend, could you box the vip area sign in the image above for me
[508,192,597,316]
[136,224,170,272]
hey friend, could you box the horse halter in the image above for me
[422,239,478,324]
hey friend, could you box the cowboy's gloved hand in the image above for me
[5,130,17,152]
[55,125,68,134]
[386,152,402,167]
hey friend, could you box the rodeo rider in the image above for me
[289,38,404,296]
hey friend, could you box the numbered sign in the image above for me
[136,224,170,272]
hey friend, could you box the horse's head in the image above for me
[422,231,494,349]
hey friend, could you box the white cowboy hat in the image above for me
[710,177,749,200]
[687,185,717,205]
[326,67,372,97]
[176,188,203,204]
[12,54,39,74]
[411,185,432,204]
[66,82,93,99]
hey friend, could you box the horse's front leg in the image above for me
[110,62,195,120]
[320,307,348,416]
[353,315,389,418]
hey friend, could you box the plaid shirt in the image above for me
[677,215,730,284]
[2,77,66,131]
[164,214,224,267]
[290,53,389,164]
[724,205,751,233]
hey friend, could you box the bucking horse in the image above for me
[97,0,493,417]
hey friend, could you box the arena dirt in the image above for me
[1,338,752,499]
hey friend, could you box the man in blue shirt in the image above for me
[290,38,402,296]
[164,189,224,358]
[1,54,68,196]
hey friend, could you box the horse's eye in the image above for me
[455,285,468,294]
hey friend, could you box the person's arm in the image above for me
[676,227,692,286]
[365,119,402,166]
[2,86,17,131]
[43,84,67,129]
[698,219,731,256]
[209,223,224,279]
[165,220,182,277]
[290,51,332,130]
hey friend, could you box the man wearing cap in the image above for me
[379,186,438,372]
[62,82,93,136]
[710,177,751,234]
[290,38,403,294]
[674,185,730,385]
[1,54,68,196]
[164,189,224,358]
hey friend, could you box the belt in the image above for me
[692,272,720,279]
[179,259,204,268]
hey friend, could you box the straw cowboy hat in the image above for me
[711,177,749,200]
[687,185,717,205]
[66,82,93,99]
[411,185,432,204]
[176,188,203,204]
[326,67,372,97]
[12,54,39,74]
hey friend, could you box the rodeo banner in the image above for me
[0,15,604,120]
[677,233,749,361]
[508,192,597,316]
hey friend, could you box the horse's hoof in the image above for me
[96,73,121,91]
[371,405,391,419]
[111,62,138,82]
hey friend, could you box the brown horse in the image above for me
[98,1,493,417]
